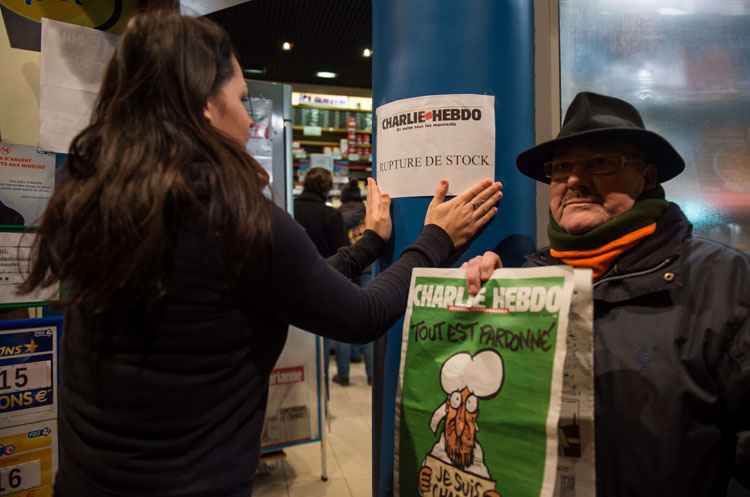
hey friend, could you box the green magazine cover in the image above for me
[395,267,578,497]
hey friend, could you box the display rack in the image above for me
[260,331,329,481]
[290,92,374,206]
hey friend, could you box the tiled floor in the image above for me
[253,362,373,497]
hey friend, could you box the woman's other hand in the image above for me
[462,251,503,295]
[364,177,393,241]
[425,179,503,248]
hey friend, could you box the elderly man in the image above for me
[465,92,750,497]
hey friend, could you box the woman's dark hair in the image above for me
[20,13,271,315]
[303,168,333,198]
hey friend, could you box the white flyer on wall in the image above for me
[40,19,118,154]
[0,234,58,305]
[375,94,495,198]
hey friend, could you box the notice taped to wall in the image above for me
[40,19,118,154]
[375,94,495,198]
[0,233,58,306]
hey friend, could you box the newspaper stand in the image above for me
[259,328,328,481]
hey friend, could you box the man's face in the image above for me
[548,144,654,234]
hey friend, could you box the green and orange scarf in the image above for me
[547,187,668,280]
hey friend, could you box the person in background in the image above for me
[464,91,750,497]
[293,168,353,389]
[21,13,503,497]
[294,167,349,259]
[333,180,374,386]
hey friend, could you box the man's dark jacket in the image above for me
[293,191,349,258]
[526,203,750,497]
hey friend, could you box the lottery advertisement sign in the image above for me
[0,420,57,497]
[0,325,57,429]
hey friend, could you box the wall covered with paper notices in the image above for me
[0,1,137,147]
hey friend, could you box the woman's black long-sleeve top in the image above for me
[55,203,454,497]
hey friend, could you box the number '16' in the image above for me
[0,468,22,492]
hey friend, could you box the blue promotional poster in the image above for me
[0,325,57,428]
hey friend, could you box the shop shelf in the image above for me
[296,140,341,147]
[293,103,371,113]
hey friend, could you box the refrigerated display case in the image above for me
[244,79,329,479]
[245,79,294,214]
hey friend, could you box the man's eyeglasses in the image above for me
[544,155,644,181]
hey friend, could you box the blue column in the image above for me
[372,2,536,496]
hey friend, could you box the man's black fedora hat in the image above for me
[517,92,685,183]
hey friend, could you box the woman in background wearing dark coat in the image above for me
[293,167,349,258]
[293,169,355,389]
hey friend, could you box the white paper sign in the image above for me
[180,0,254,15]
[376,94,495,198]
[0,234,58,305]
[40,19,118,154]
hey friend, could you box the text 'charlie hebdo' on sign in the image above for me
[375,94,495,198]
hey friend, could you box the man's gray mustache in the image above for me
[563,188,602,204]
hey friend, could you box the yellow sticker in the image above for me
[0,0,137,33]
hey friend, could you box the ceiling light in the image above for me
[316,71,337,79]
[637,69,653,83]
[282,41,293,51]
[363,48,372,57]
[243,67,266,76]
[657,7,689,15]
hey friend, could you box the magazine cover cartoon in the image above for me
[418,350,504,497]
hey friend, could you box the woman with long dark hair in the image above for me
[22,13,502,497]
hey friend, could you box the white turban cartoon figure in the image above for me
[418,350,504,497]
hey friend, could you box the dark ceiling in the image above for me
[209,0,373,88]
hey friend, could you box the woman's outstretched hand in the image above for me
[424,178,503,248]
[364,177,393,241]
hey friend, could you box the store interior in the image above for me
[210,2,376,496]
[0,1,749,497]
[209,0,374,208]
